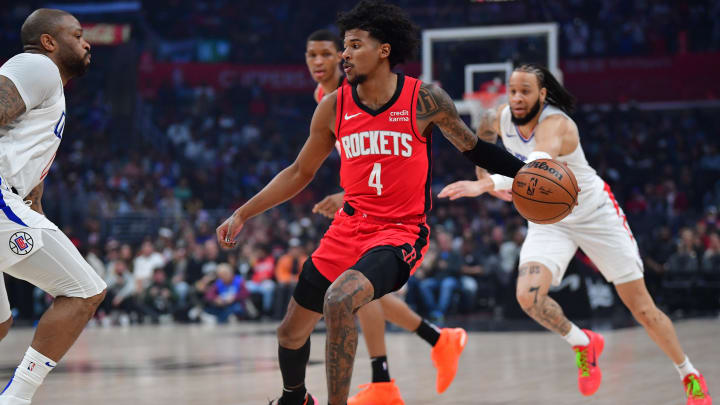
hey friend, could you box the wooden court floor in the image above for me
[0,319,717,404]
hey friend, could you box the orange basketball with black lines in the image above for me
[511,159,579,224]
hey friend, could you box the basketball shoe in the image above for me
[268,392,316,405]
[683,373,712,405]
[431,328,468,393]
[348,379,404,405]
[573,329,604,396]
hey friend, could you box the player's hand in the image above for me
[438,178,493,200]
[312,191,345,219]
[216,210,245,249]
[490,189,513,202]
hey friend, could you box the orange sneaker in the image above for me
[348,379,404,405]
[573,329,604,396]
[684,373,712,405]
[430,328,468,394]
[268,392,317,405]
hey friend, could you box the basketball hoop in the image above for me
[463,87,506,130]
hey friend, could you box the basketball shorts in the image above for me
[293,202,430,314]
[0,187,106,322]
[520,182,643,286]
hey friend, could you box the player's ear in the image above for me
[539,87,547,103]
[379,43,390,59]
[39,33,57,52]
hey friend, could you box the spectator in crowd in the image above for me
[133,241,166,289]
[667,228,700,273]
[203,263,248,323]
[272,238,306,319]
[246,245,276,317]
[417,231,471,323]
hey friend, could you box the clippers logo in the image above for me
[9,232,34,255]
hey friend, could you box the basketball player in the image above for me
[0,9,107,405]
[438,64,712,404]
[306,29,467,403]
[216,2,525,403]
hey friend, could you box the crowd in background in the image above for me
[2,1,720,63]
[0,0,719,324]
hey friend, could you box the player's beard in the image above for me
[347,74,367,86]
[510,97,542,126]
[61,49,90,78]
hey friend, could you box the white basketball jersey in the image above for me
[0,53,65,199]
[499,104,605,220]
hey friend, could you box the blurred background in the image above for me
[1,0,719,329]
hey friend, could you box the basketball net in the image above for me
[463,77,507,129]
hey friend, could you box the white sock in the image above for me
[562,324,590,347]
[675,355,699,380]
[0,347,56,401]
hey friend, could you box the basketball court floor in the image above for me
[0,319,717,404]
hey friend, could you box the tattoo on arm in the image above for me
[416,83,477,151]
[0,76,26,127]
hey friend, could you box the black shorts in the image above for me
[292,246,411,314]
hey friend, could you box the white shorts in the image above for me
[0,189,106,322]
[519,183,643,287]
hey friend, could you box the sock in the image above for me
[1,346,56,400]
[370,356,390,383]
[415,318,441,347]
[675,355,700,380]
[278,338,310,404]
[562,324,590,347]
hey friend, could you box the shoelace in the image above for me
[574,347,590,377]
[686,375,705,399]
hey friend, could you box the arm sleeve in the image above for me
[462,139,525,178]
[0,54,60,111]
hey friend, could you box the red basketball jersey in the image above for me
[314,76,346,104]
[335,74,430,219]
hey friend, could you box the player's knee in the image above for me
[86,289,107,310]
[516,289,541,312]
[73,289,107,319]
[0,316,13,341]
[323,286,352,318]
[629,303,660,326]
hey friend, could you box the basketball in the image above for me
[512,159,579,224]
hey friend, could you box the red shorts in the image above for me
[311,203,430,283]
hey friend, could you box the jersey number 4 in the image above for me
[368,163,383,195]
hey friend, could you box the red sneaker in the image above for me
[348,379,404,405]
[573,329,604,396]
[430,328,468,394]
[684,373,712,405]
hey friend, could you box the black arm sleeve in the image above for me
[462,140,525,178]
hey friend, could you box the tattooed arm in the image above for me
[416,83,523,178]
[26,182,44,215]
[0,75,27,127]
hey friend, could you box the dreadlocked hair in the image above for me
[515,64,576,115]
[336,0,419,68]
